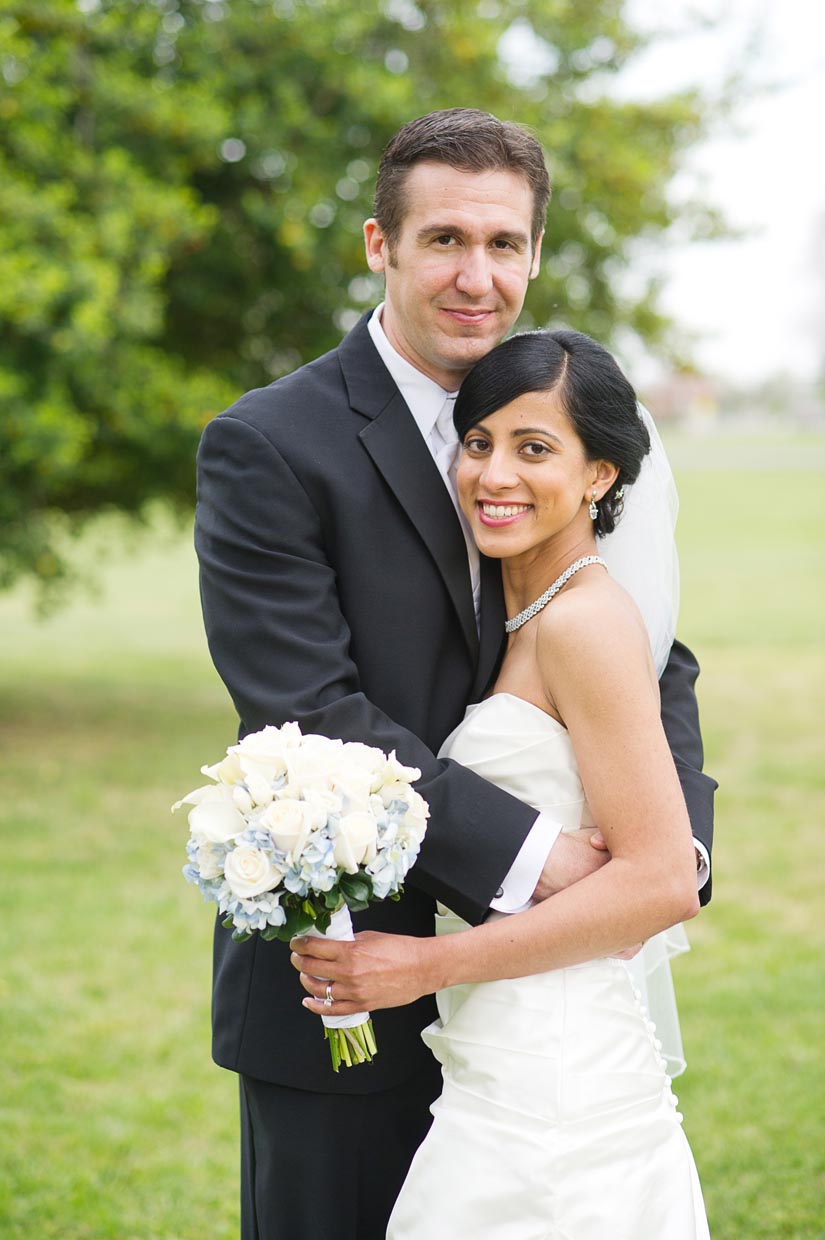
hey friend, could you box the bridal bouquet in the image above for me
[173,722,429,1070]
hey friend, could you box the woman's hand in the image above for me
[290,930,436,1017]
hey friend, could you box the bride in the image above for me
[292,329,710,1238]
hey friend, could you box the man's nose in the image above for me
[455,247,493,298]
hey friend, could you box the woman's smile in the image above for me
[477,501,534,526]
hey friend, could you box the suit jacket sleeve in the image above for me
[659,638,717,904]
[195,412,538,926]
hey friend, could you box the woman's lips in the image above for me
[477,501,532,527]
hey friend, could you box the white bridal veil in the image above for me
[599,402,691,1078]
[599,403,680,679]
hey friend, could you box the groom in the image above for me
[195,108,715,1240]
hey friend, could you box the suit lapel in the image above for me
[472,554,506,701]
[359,394,478,659]
[339,315,478,660]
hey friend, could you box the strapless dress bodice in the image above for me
[438,691,595,830]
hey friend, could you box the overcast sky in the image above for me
[617,0,825,385]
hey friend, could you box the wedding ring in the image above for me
[324,983,334,1007]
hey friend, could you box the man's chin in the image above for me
[437,332,507,372]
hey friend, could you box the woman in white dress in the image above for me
[293,329,710,1238]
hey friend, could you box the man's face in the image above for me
[364,161,543,390]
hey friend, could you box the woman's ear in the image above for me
[591,459,620,500]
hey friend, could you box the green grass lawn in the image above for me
[1,433,823,1238]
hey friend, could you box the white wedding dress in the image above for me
[388,692,709,1240]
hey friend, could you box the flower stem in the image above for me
[325,1020,377,1072]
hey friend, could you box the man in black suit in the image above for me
[195,108,715,1240]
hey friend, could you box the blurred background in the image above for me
[1,1,823,1236]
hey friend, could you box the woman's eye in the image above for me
[464,436,490,453]
[522,441,550,457]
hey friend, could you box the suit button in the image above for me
[495,887,504,899]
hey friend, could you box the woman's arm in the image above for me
[291,584,700,1015]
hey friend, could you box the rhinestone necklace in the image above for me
[504,556,608,633]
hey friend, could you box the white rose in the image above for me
[261,798,313,861]
[238,761,279,807]
[233,727,294,797]
[331,768,374,813]
[224,845,281,899]
[341,742,387,789]
[235,724,297,762]
[232,783,254,815]
[200,750,243,785]
[333,811,378,873]
[379,779,411,809]
[382,750,422,785]
[188,798,246,844]
[285,738,342,794]
[302,787,344,830]
[301,732,344,754]
[171,783,227,813]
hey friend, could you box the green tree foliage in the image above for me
[0,0,718,600]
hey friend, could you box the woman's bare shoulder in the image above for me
[535,575,656,699]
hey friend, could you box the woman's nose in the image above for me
[480,450,518,491]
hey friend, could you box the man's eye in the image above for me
[434,235,455,246]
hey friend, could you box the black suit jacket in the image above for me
[194,311,716,1095]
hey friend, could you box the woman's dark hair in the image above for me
[453,330,651,536]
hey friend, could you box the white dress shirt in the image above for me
[368,306,559,910]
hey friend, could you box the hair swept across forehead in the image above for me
[373,108,550,252]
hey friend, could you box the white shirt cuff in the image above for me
[695,839,710,890]
[490,813,562,913]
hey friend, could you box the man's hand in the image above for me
[532,827,610,901]
[533,829,644,960]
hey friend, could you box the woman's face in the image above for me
[456,388,617,562]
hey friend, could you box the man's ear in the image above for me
[529,230,544,280]
[364,219,387,274]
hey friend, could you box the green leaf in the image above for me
[0,0,722,607]
[340,872,373,904]
[282,906,316,939]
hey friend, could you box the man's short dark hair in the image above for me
[373,108,550,252]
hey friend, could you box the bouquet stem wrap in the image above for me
[306,905,377,1071]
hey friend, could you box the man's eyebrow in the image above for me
[415,225,530,248]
